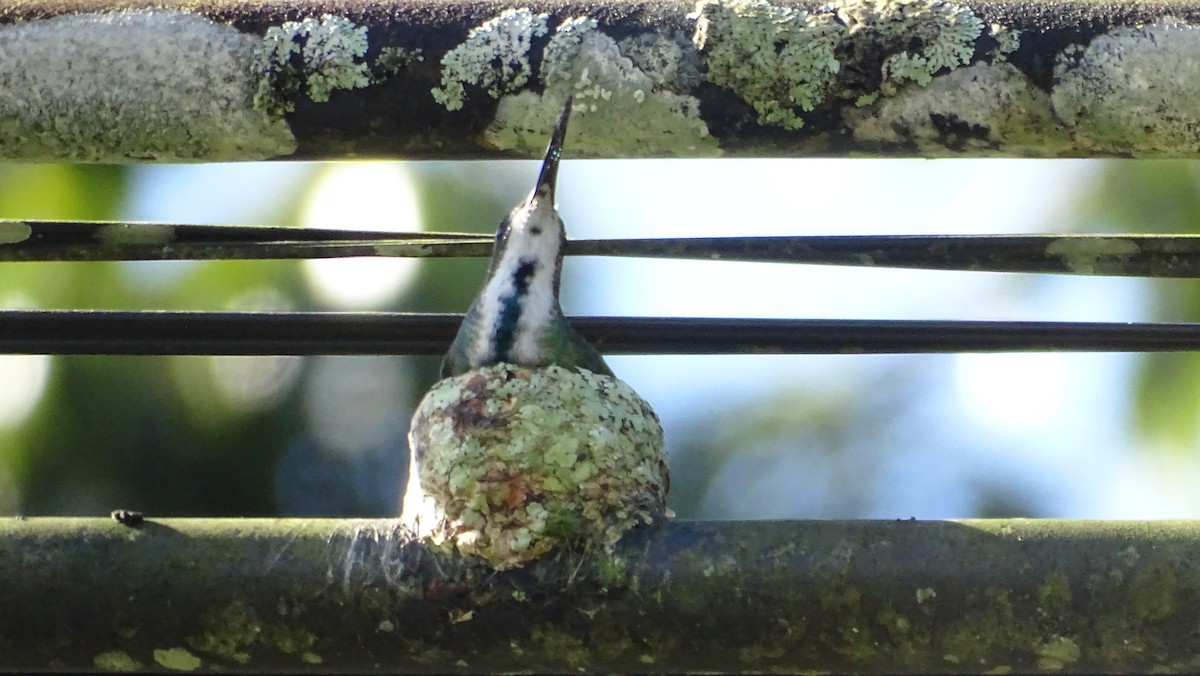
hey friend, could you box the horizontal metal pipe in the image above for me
[0,310,1198,355]
[4,0,1200,160]
[1,517,1198,673]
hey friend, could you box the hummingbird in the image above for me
[440,102,612,379]
[406,103,669,569]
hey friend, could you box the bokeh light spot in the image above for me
[303,355,413,458]
[301,163,423,309]
[207,289,303,412]
[0,355,51,429]
[954,353,1068,430]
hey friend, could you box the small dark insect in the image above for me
[110,509,145,527]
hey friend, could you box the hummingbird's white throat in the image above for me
[471,192,564,366]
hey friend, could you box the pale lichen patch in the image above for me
[186,598,260,664]
[991,24,1021,61]
[1036,635,1081,670]
[852,0,985,88]
[152,647,203,672]
[301,652,323,664]
[404,363,668,570]
[691,0,992,129]
[855,92,880,107]
[1051,18,1200,156]
[255,15,371,116]
[1045,237,1141,274]
[186,595,320,665]
[93,650,141,672]
[692,0,843,130]
[846,63,1063,155]
[373,46,424,82]
[0,221,32,245]
[1118,544,1141,567]
[0,10,296,162]
[486,18,714,156]
[431,8,549,111]
[542,16,602,83]
[618,32,703,89]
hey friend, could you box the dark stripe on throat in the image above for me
[492,259,538,363]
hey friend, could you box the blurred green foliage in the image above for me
[668,360,1049,519]
[669,372,889,517]
[3,159,1197,519]
[1069,162,1200,451]
[0,164,507,516]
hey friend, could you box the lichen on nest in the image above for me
[404,363,668,570]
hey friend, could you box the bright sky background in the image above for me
[114,158,1200,519]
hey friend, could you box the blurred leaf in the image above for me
[0,166,128,308]
[0,161,529,516]
[669,367,901,518]
[0,165,303,515]
[1070,162,1200,450]
[668,358,1053,519]
[0,166,130,512]
[1071,162,1200,234]
[0,164,126,218]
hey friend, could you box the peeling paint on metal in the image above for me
[0,222,32,245]
[1045,237,1141,274]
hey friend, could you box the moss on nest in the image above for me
[404,363,668,570]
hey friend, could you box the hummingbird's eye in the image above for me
[496,215,513,236]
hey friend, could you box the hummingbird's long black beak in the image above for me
[532,102,572,202]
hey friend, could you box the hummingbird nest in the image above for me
[403,363,668,570]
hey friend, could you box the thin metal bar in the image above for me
[0,310,1198,355]
[572,235,1190,277]
[1,220,1195,278]
[0,220,492,261]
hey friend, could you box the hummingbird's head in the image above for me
[443,100,611,377]
[490,101,572,271]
